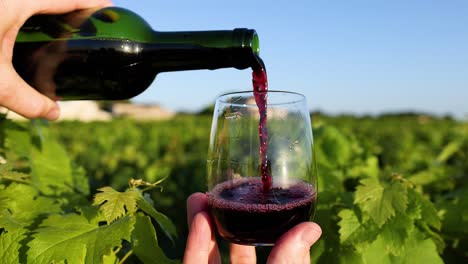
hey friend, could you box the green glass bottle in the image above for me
[13,7,260,100]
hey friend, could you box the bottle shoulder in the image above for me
[16,7,156,43]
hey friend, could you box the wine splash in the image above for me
[252,56,271,192]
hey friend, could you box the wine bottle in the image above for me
[13,7,260,100]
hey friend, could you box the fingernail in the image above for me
[301,226,322,245]
[46,105,60,120]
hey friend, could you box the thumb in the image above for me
[0,66,60,120]
[267,222,322,264]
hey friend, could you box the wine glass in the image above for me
[207,90,317,246]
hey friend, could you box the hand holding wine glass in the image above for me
[183,192,322,264]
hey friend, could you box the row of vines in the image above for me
[0,114,466,263]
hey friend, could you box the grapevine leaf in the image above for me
[137,195,177,244]
[4,121,31,158]
[318,170,345,198]
[335,248,364,264]
[27,214,135,264]
[70,163,90,196]
[93,187,139,224]
[317,126,352,167]
[379,213,413,255]
[0,197,8,211]
[0,228,27,264]
[436,141,461,164]
[418,192,441,230]
[314,239,364,264]
[347,156,380,178]
[0,164,30,184]
[363,228,443,264]
[338,209,380,249]
[354,177,384,223]
[29,128,74,195]
[407,167,446,186]
[0,210,24,232]
[391,229,444,264]
[309,238,325,263]
[405,190,422,220]
[76,205,105,225]
[338,209,361,243]
[437,189,468,235]
[354,178,408,227]
[361,236,393,264]
[0,183,62,226]
[102,249,119,264]
[132,214,178,264]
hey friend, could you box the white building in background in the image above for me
[112,103,175,120]
[2,101,175,121]
[58,101,112,121]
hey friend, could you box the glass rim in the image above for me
[216,90,306,107]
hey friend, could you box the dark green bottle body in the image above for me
[13,7,259,100]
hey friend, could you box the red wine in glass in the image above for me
[207,177,316,245]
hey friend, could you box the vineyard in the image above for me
[0,113,467,263]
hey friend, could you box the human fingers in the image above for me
[267,222,322,264]
[184,193,221,264]
[0,66,60,120]
[32,0,113,14]
[0,0,112,120]
[183,211,221,264]
[187,192,208,227]
[229,243,256,264]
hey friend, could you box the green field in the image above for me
[0,113,467,263]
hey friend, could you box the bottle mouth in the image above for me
[234,28,260,55]
[252,31,260,55]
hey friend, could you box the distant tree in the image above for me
[197,104,215,116]
[97,100,131,112]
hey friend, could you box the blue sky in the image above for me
[113,0,468,119]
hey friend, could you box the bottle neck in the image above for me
[146,28,260,71]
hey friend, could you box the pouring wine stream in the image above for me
[252,55,271,193]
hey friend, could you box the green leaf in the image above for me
[317,126,352,167]
[93,187,139,224]
[137,195,177,244]
[76,205,105,225]
[29,128,75,195]
[338,209,361,243]
[102,249,119,264]
[361,236,393,264]
[132,214,178,264]
[363,227,443,264]
[436,141,461,164]
[354,178,408,227]
[70,163,90,196]
[0,183,62,226]
[27,214,135,264]
[418,192,441,230]
[437,189,468,235]
[391,229,444,264]
[4,121,31,158]
[0,210,24,232]
[407,167,446,186]
[0,228,26,264]
[0,197,8,211]
[379,213,414,255]
[0,164,30,184]
[383,181,409,215]
[347,156,380,178]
